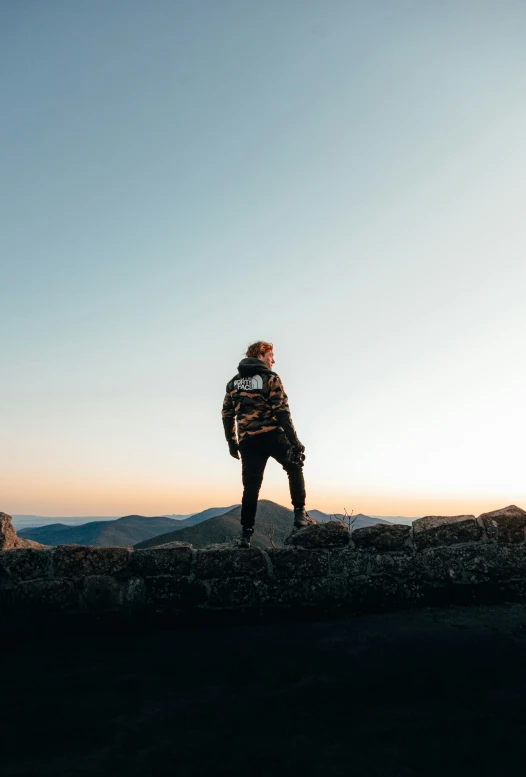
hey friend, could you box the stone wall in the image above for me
[1,506,526,626]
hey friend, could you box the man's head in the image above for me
[245,340,275,370]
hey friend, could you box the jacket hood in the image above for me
[237,357,271,377]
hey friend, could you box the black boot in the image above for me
[236,528,253,549]
[293,507,316,529]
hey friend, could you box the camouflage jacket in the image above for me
[221,357,299,445]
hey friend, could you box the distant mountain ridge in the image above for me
[306,510,391,528]
[12,515,121,531]
[162,505,240,529]
[15,505,415,547]
[135,504,390,550]
[18,515,181,547]
[135,501,295,550]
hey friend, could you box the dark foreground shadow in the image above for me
[3,601,526,777]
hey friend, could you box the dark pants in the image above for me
[238,429,306,533]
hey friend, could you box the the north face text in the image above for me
[233,376,263,391]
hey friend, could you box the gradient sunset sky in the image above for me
[2,1,526,518]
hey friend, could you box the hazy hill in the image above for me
[12,515,120,531]
[18,515,181,547]
[163,505,240,530]
[135,500,296,550]
[163,514,195,521]
[306,510,390,528]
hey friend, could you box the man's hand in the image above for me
[228,441,240,460]
[286,439,306,466]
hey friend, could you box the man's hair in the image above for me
[245,340,273,359]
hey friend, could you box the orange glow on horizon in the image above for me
[3,476,523,519]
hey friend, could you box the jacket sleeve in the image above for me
[267,375,299,444]
[221,389,237,444]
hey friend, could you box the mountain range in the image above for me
[17,515,179,548]
[16,506,239,547]
[161,505,239,529]
[16,504,413,549]
[135,500,297,550]
[12,515,122,531]
[306,510,390,527]
[135,506,389,550]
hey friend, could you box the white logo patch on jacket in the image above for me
[234,375,263,391]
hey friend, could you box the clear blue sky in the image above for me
[2,1,526,516]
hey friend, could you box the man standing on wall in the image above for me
[222,340,316,548]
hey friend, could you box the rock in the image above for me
[352,523,412,552]
[195,547,268,580]
[413,515,480,550]
[13,579,78,613]
[130,545,193,576]
[414,544,500,585]
[77,576,147,613]
[145,576,207,612]
[327,548,369,577]
[0,512,46,550]
[53,545,132,577]
[367,552,416,578]
[348,574,403,612]
[0,513,19,550]
[17,538,44,549]
[285,520,350,548]
[266,548,329,578]
[478,505,526,544]
[0,548,53,582]
[207,577,258,608]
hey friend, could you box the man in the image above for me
[222,340,315,548]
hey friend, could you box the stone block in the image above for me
[285,521,350,548]
[416,543,526,588]
[301,576,333,605]
[276,577,311,606]
[124,576,148,609]
[14,579,78,613]
[415,544,498,585]
[206,577,258,608]
[252,578,281,607]
[460,545,501,585]
[352,523,412,552]
[77,575,147,612]
[416,545,467,584]
[490,545,526,581]
[0,548,53,582]
[53,545,132,577]
[413,515,480,550]
[327,575,353,604]
[399,579,425,606]
[145,575,207,611]
[328,548,369,577]
[367,552,415,578]
[130,546,192,576]
[479,505,526,544]
[196,547,267,580]
[266,548,329,579]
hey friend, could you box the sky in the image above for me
[2,0,526,519]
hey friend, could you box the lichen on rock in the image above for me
[285,520,350,548]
